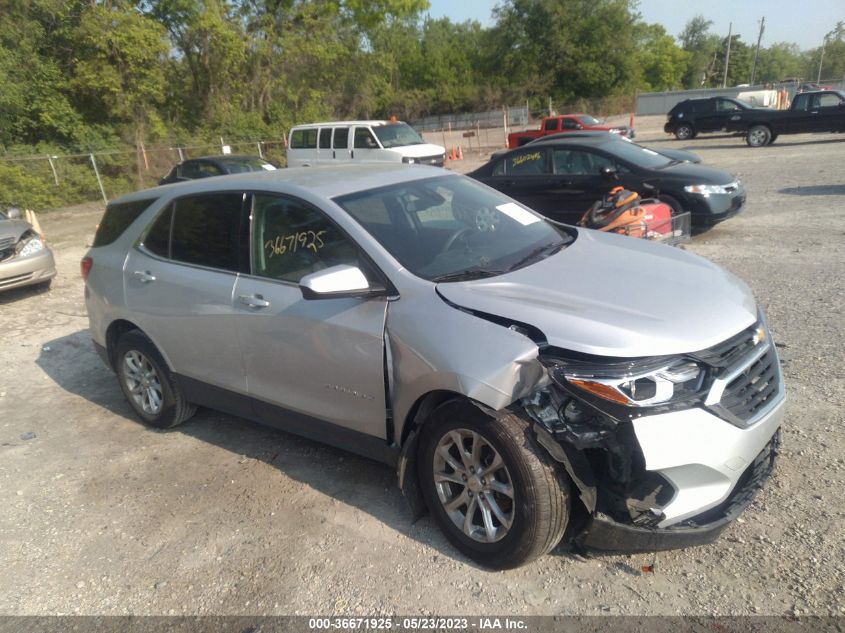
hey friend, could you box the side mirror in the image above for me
[599,166,618,179]
[299,264,383,300]
[6,207,21,219]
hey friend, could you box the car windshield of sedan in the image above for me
[335,175,573,281]
[603,141,674,169]
[372,123,425,148]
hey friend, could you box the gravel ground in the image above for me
[1,117,843,617]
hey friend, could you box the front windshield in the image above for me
[335,175,573,281]
[603,141,674,169]
[579,115,601,126]
[372,123,424,148]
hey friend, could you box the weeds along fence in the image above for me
[0,139,287,212]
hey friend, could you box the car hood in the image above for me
[436,230,756,358]
[395,143,446,158]
[657,162,737,185]
[0,220,32,242]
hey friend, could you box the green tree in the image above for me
[634,23,689,91]
[485,0,641,103]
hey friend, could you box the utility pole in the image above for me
[722,22,732,88]
[818,35,827,83]
[751,17,765,85]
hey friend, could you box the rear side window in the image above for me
[504,150,549,175]
[692,100,715,114]
[544,119,559,131]
[319,128,332,149]
[143,205,172,258]
[333,128,349,149]
[169,194,247,273]
[290,128,318,149]
[93,198,158,247]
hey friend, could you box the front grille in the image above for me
[0,236,15,249]
[416,154,444,165]
[696,321,784,427]
[719,345,780,421]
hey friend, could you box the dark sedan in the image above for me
[159,155,276,185]
[491,131,701,164]
[468,137,745,226]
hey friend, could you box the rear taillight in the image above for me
[80,256,93,280]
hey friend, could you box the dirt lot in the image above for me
[1,116,844,617]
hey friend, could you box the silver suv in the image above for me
[83,165,784,569]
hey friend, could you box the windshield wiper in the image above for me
[505,240,569,272]
[431,268,507,283]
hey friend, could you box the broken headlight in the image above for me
[17,234,45,258]
[543,355,707,409]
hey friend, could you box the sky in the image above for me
[425,0,841,51]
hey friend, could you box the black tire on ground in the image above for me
[674,124,694,140]
[746,125,772,147]
[115,330,196,429]
[658,194,684,216]
[768,133,778,145]
[417,401,569,569]
[36,279,52,291]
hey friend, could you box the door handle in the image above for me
[133,270,156,283]
[237,294,270,309]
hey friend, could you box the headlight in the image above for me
[17,235,45,257]
[544,356,706,408]
[402,157,416,164]
[684,184,731,195]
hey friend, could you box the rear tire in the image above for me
[418,401,569,569]
[674,124,694,140]
[746,125,772,147]
[115,330,196,429]
[768,133,778,145]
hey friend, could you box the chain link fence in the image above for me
[0,139,287,212]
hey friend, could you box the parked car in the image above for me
[726,90,845,146]
[508,114,634,148]
[0,208,56,292]
[159,155,276,185]
[83,165,783,569]
[494,131,702,164]
[286,120,445,167]
[664,97,753,140]
[469,136,745,226]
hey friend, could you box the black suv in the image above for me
[664,97,751,140]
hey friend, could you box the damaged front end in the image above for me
[520,335,782,553]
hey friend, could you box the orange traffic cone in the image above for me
[457,145,463,160]
[448,146,456,161]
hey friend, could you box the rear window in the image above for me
[93,198,158,247]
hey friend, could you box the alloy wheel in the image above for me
[432,428,515,543]
[122,350,164,415]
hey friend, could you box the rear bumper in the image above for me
[577,427,780,552]
[0,248,57,291]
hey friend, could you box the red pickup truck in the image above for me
[507,114,634,148]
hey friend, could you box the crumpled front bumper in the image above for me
[576,421,781,553]
[0,247,57,291]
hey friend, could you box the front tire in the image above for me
[746,125,772,147]
[115,330,196,429]
[418,402,569,569]
[674,124,694,140]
